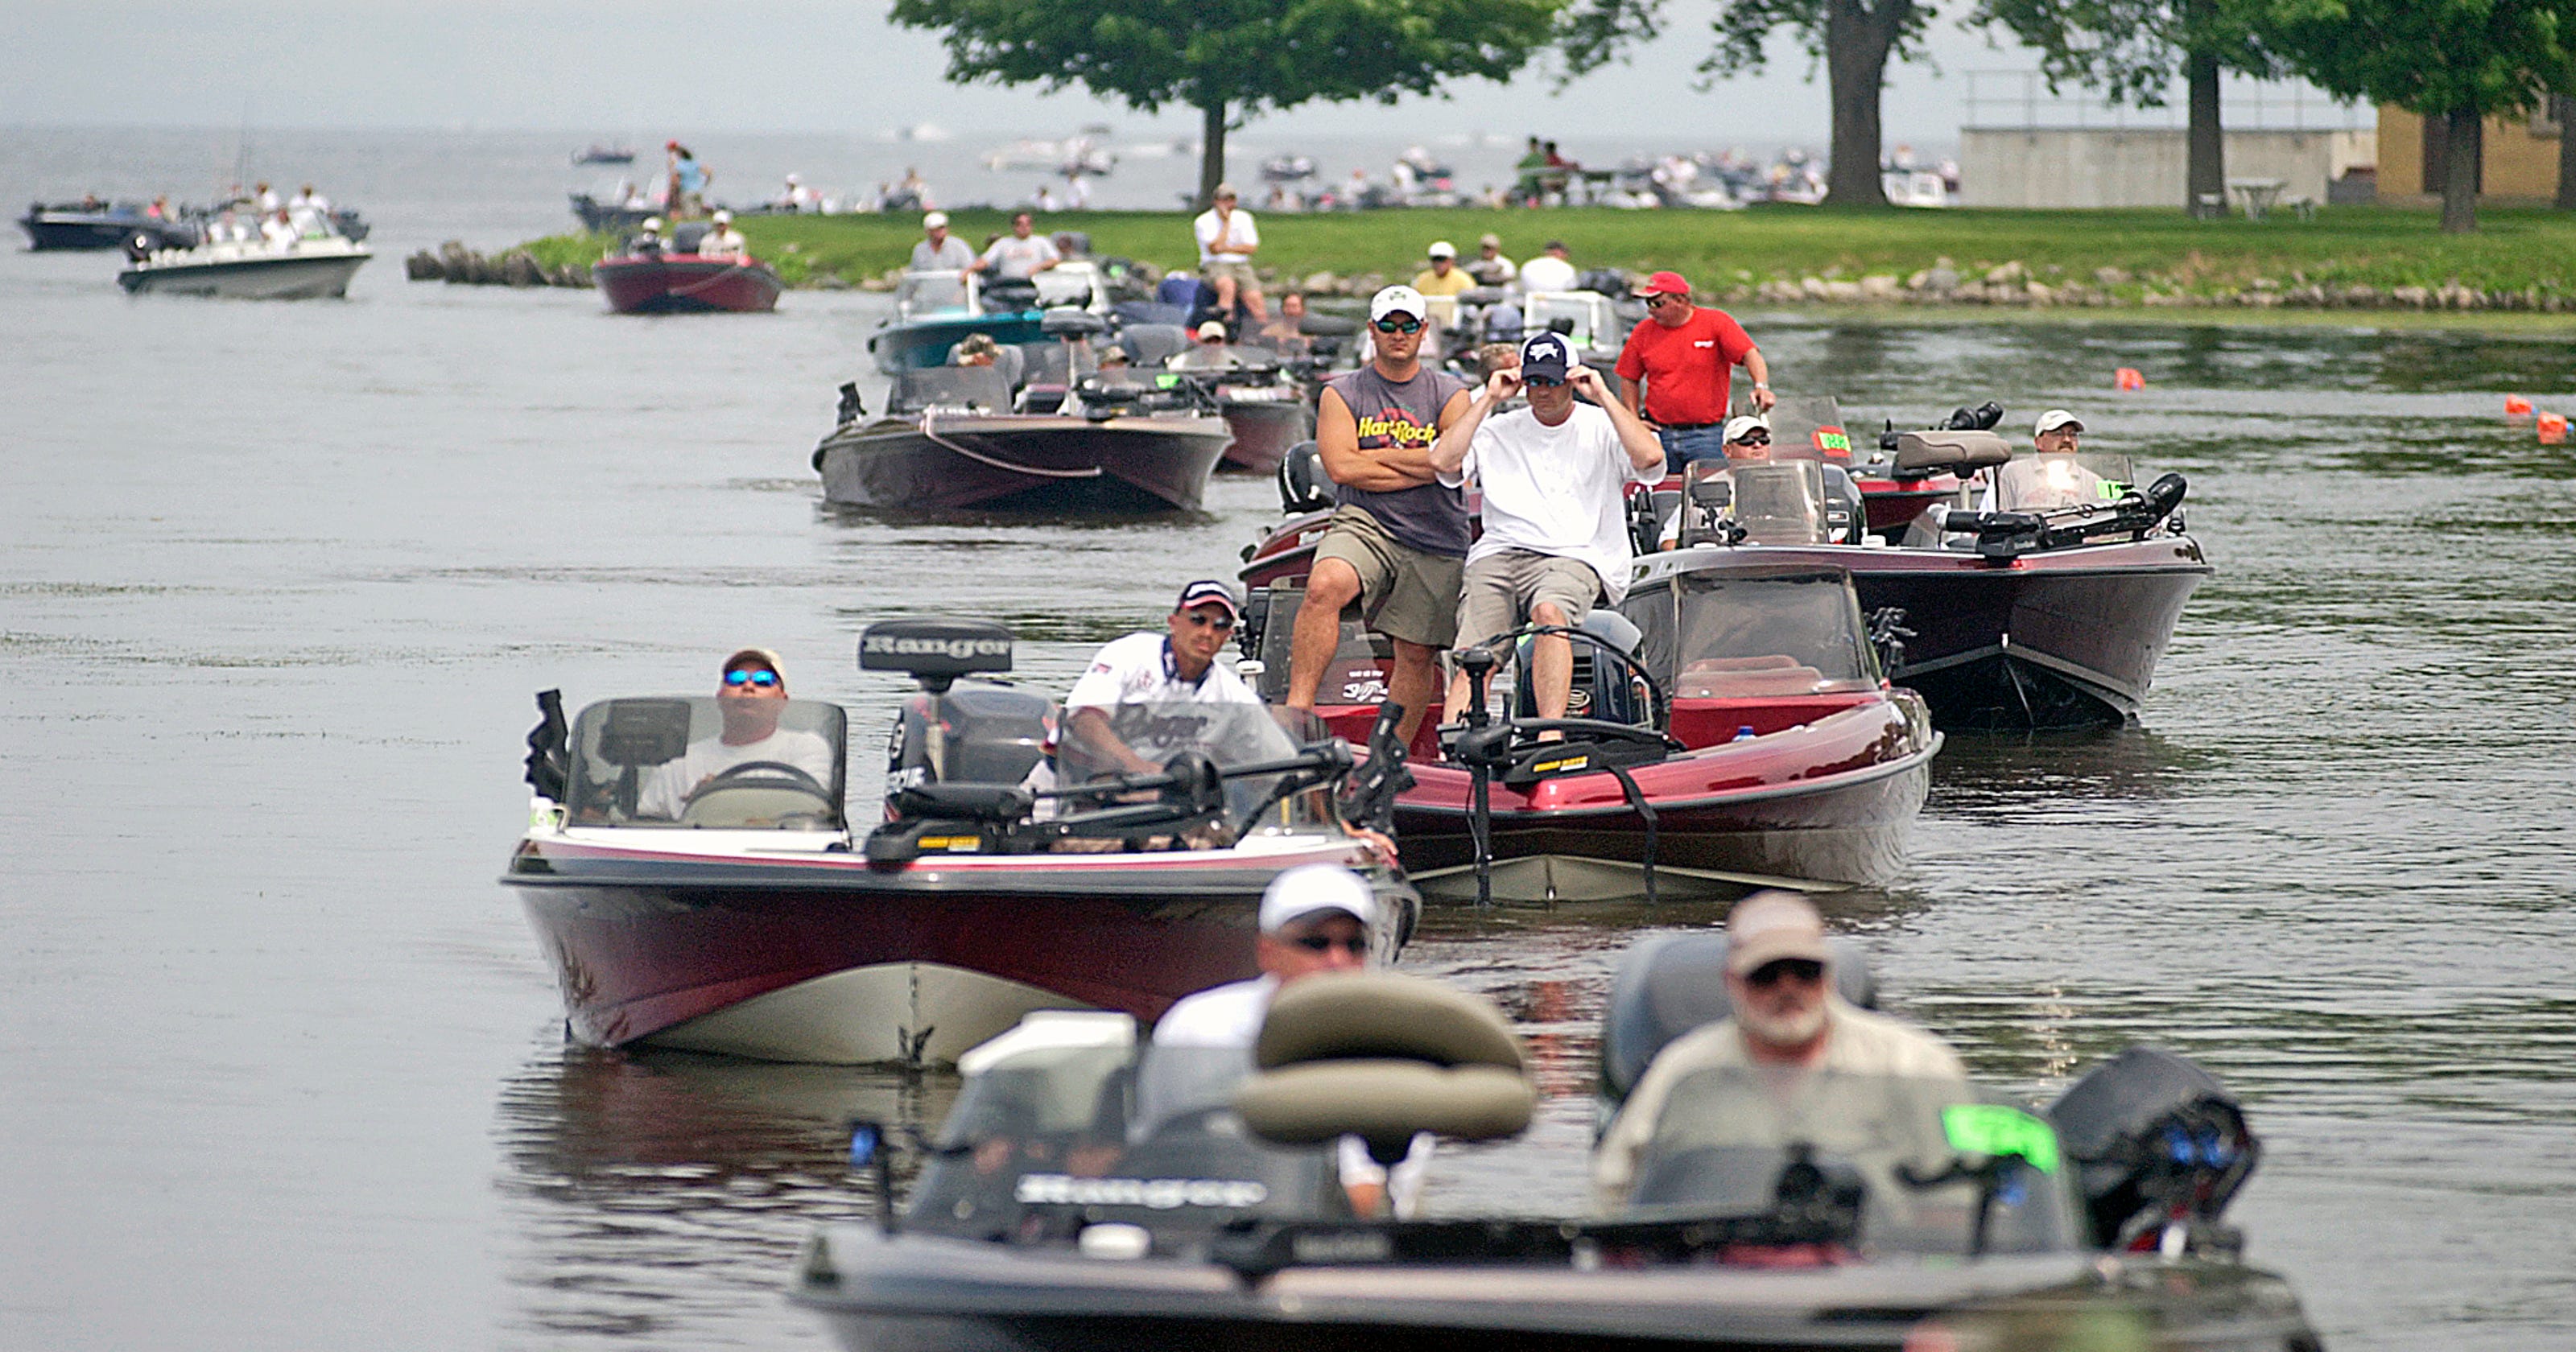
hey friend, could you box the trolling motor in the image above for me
[1867,607,1913,678]
[1337,703,1415,837]
[1962,472,2190,563]
[523,688,569,801]
[1451,647,1505,909]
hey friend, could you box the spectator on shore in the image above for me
[1616,270,1774,468]
[1516,240,1578,294]
[1194,183,1267,324]
[1412,241,1475,299]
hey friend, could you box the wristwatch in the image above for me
[1754,382,1772,390]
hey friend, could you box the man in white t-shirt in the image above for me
[978,212,1062,281]
[636,649,837,819]
[1191,183,1266,324]
[1153,863,1428,1217]
[696,209,748,258]
[1062,580,1260,776]
[1430,332,1664,722]
[1514,239,1579,294]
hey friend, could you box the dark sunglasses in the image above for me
[1733,432,1772,446]
[1523,374,1565,388]
[1745,958,1826,987]
[722,668,781,688]
[1645,292,1687,307]
[1373,316,1424,334]
[1290,933,1368,954]
[1182,611,1237,631]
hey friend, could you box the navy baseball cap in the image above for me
[1174,579,1241,618]
[1519,332,1573,382]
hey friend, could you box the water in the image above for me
[8,130,2576,1350]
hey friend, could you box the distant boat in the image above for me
[572,143,636,167]
[118,235,370,300]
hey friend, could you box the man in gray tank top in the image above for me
[1286,284,1474,746]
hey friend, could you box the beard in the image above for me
[1737,996,1827,1050]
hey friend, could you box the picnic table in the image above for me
[2226,178,2287,221]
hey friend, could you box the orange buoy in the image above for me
[2541,413,2568,445]
[2114,367,2145,390]
[2504,394,2535,417]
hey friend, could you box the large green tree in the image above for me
[2263,0,2576,230]
[890,0,1567,210]
[1968,0,2279,216]
[1562,0,1936,208]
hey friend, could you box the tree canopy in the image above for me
[890,0,1569,208]
[2264,0,2576,229]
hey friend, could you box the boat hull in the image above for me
[21,212,196,251]
[815,412,1232,513]
[1382,698,1937,901]
[117,249,369,299]
[507,834,1406,1065]
[1218,397,1313,473]
[593,255,783,313]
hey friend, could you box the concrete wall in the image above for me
[1961,128,2373,208]
[2377,107,2562,200]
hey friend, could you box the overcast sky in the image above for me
[6,2,2359,145]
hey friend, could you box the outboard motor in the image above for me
[1276,440,1337,514]
[1597,930,1878,1112]
[2047,1046,2260,1253]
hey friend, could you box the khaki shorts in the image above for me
[1455,550,1603,653]
[1202,258,1260,290]
[1311,505,1465,649]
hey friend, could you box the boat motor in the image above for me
[523,688,569,802]
[1275,440,1337,514]
[2047,1046,2260,1255]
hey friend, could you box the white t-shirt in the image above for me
[1516,254,1579,293]
[1064,632,1259,709]
[636,729,838,820]
[1193,207,1260,266]
[698,227,748,258]
[1447,403,1662,604]
[982,233,1061,279]
[1151,975,1430,1214]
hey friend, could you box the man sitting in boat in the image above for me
[1167,320,1249,372]
[976,211,1061,280]
[1251,291,1311,356]
[949,332,1002,367]
[260,208,299,250]
[626,217,666,257]
[1591,892,1967,1210]
[635,649,838,820]
[1151,864,1428,1217]
[1061,581,1261,777]
[697,209,747,259]
[1984,409,2107,511]
[1430,332,1663,723]
[910,211,976,272]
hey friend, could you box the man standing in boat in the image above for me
[637,649,836,820]
[1591,892,1967,1210]
[977,211,1062,281]
[1616,270,1775,468]
[1192,183,1267,325]
[910,212,976,272]
[1430,332,1664,723]
[1286,285,1475,747]
[1154,864,1426,1216]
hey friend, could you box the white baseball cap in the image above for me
[1368,284,1428,324]
[712,208,733,224]
[2034,409,2084,437]
[923,211,949,229]
[1258,864,1379,934]
[1426,240,1457,259]
[1722,414,1771,445]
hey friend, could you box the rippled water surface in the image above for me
[7,141,2575,1350]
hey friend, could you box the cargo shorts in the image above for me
[1311,505,1465,649]
[1454,550,1604,654]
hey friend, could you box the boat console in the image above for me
[532,695,848,831]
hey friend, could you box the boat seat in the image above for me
[889,366,1014,415]
[1894,430,2013,478]
[1236,972,1536,1162]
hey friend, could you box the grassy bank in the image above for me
[518,204,2576,308]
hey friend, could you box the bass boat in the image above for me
[593,248,783,314]
[868,264,1111,374]
[1240,553,1935,904]
[816,311,1233,513]
[792,960,2322,1352]
[505,619,1416,1066]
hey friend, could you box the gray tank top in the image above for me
[1324,365,1471,557]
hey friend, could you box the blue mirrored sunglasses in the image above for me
[723,668,781,688]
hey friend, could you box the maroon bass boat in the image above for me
[592,249,783,314]
[506,620,1416,1064]
[1238,558,1938,904]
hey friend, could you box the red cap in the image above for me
[1634,270,1691,298]
[665,139,681,150]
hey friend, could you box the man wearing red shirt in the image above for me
[1615,270,1776,468]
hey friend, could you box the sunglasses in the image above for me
[1523,373,1565,388]
[1373,316,1424,334]
[1645,292,1687,307]
[1745,958,1826,988]
[723,668,781,689]
[1181,611,1236,631]
[1290,933,1368,954]
[1733,432,1772,446]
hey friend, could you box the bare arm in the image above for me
[1431,369,1519,476]
[1574,367,1664,472]
[1740,346,1775,412]
[1317,386,1442,493]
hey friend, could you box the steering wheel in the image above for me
[682,760,831,806]
[1459,623,1674,744]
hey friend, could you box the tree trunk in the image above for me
[1822,0,1904,208]
[2442,106,2481,233]
[2557,95,2576,210]
[1197,99,1228,212]
[2183,39,2224,218]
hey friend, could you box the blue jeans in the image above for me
[1657,423,1730,468]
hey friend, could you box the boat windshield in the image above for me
[1634,568,1876,698]
[1989,451,2135,512]
[1624,1066,2080,1256]
[561,696,845,830]
[1755,394,1856,463]
[1521,291,1616,348]
[896,269,976,319]
[1055,702,1339,829]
